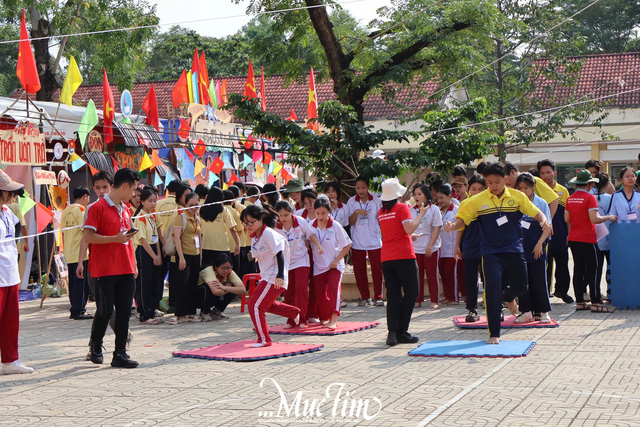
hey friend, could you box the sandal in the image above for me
[591,304,614,313]
[141,317,163,325]
[168,316,179,325]
[513,313,535,324]
[576,302,591,311]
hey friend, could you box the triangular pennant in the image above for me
[262,152,273,165]
[193,139,206,157]
[268,161,275,175]
[256,163,265,176]
[244,135,256,150]
[243,153,252,169]
[88,164,99,175]
[151,150,163,167]
[252,150,262,163]
[69,153,81,162]
[272,161,283,176]
[281,168,292,184]
[36,202,54,234]
[228,173,240,185]
[139,152,153,172]
[223,182,229,190]
[267,174,277,184]
[184,149,195,163]
[110,155,120,172]
[154,172,163,187]
[18,191,36,217]
[194,159,205,176]
[164,170,175,187]
[71,157,86,172]
[208,172,217,187]
[210,156,224,175]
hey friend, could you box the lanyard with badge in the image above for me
[492,197,508,226]
[284,226,295,243]
[316,225,330,244]
[622,191,638,221]
[358,199,370,225]
[188,215,200,249]
[1,210,13,240]
[150,216,158,244]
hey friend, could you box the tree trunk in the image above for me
[29,7,59,101]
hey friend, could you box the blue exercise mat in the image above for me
[408,340,536,358]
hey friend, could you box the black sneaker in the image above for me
[111,351,139,369]
[89,342,103,365]
[465,310,479,323]
[397,332,419,344]
[386,332,398,346]
[554,293,575,304]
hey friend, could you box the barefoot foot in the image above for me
[324,322,338,330]
[486,337,500,344]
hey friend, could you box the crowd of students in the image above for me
[1,155,639,373]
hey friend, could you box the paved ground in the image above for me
[2,291,640,426]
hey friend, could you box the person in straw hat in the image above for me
[377,178,428,346]
[0,170,34,374]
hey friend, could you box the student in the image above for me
[585,160,615,194]
[607,167,640,223]
[196,253,245,321]
[594,173,612,300]
[194,184,209,205]
[229,185,254,277]
[61,186,92,320]
[504,161,559,220]
[445,162,551,344]
[454,175,486,322]
[200,187,238,266]
[347,176,384,306]
[84,168,140,368]
[241,204,301,347]
[310,196,352,330]
[0,171,34,374]
[282,177,304,210]
[410,184,442,308]
[514,173,552,324]
[378,178,425,346]
[275,201,324,328]
[245,186,261,206]
[128,186,141,217]
[169,192,202,325]
[222,189,243,273]
[165,184,192,311]
[536,159,573,303]
[451,175,469,203]
[132,188,164,325]
[261,183,280,206]
[437,184,462,305]
[324,182,349,228]
[565,169,617,313]
[296,189,318,223]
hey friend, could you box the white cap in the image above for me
[380,178,407,201]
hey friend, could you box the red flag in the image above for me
[88,163,99,176]
[244,135,257,150]
[141,83,160,130]
[228,173,240,185]
[307,67,319,132]
[199,52,211,105]
[177,118,190,140]
[287,108,297,122]
[252,150,262,163]
[110,155,121,172]
[36,202,53,234]
[172,70,189,108]
[267,174,276,184]
[193,139,206,157]
[260,66,266,111]
[210,156,224,174]
[281,168,293,184]
[16,10,41,94]
[243,58,257,100]
[102,68,115,144]
[262,152,273,165]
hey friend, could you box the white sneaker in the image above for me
[308,317,320,324]
[540,312,551,324]
[340,301,348,308]
[2,360,34,375]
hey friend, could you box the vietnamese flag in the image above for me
[287,108,297,122]
[16,9,41,94]
[141,83,160,130]
[243,58,257,100]
[102,68,115,144]
[210,156,225,175]
[172,70,189,108]
[199,52,211,106]
[260,66,266,111]
[193,139,206,157]
[177,118,190,140]
[307,67,319,132]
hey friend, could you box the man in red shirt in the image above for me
[84,168,140,368]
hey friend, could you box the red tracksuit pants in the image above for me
[439,257,459,302]
[249,281,300,345]
[351,248,383,300]
[313,269,343,321]
[416,251,439,303]
[0,285,20,363]
[285,267,310,325]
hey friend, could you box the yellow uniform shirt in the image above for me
[198,268,242,286]
[225,205,243,252]
[133,210,159,249]
[533,176,559,205]
[233,202,250,247]
[173,212,201,256]
[201,208,235,251]
[156,195,178,237]
[551,181,569,208]
[61,204,87,264]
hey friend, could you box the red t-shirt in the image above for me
[84,197,136,277]
[566,190,598,243]
[378,202,416,262]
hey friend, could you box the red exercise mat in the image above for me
[453,315,559,329]
[172,339,323,362]
[269,321,380,335]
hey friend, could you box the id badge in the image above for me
[628,212,638,221]
[496,216,508,226]
[194,236,200,249]
[360,217,369,225]
[520,220,531,230]
[151,235,158,244]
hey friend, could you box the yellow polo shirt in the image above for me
[201,208,235,251]
[61,204,87,264]
[225,205,243,252]
[133,210,158,249]
[156,195,178,237]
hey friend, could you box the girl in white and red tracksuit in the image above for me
[242,204,300,347]
[436,184,464,304]
[274,201,324,329]
[310,196,352,329]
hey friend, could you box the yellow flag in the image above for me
[223,182,229,190]
[187,71,194,104]
[256,162,265,176]
[272,161,283,176]
[60,56,83,108]
[139,152,152,172]
[69,152,81,162]
[194,159,205,176]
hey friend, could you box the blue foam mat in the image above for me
[408,340,536,358]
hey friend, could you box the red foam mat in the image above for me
[453,315,559,329]
[269,321,380,335]
[172,339,323,362]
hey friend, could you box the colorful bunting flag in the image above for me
[256,163,265,176]
[78,100,98,149]
[272,161,283,176]
[139,152,152,171]
[71,157,86,172]
[307,67,319,132]
[141,83,160,130]
[164,170,175,187]
[243,58,257,100]
[16,9,41,94]
[222,182,229,190]
[194,159,205,176]
[210,79,218,109]
[281,168,293,184]
[243,153,252,169]
[172,70,189,108]
[60,56,82,108]
[88,164,99,175]
[262,152,273,165]
[110,155,120,172]
[267,174,276,184]
[103,68,115,144]
[151,150,163,168]
[244,135,256,150]
[208,172,217,187]
[18,191,36,217]
[191,71,200,104]
[154,172,163,187]
[187,70,194,104]
[252,150,262,163]
[228,173,240,185]
[210,156,224,175]
[177,118,190,140]
[36,202,54,234]
[193,140,206,157]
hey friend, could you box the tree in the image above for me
[144,26,252,81]
[0,0,159,100]
[235,0,498,122]
[0,22,20,96]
